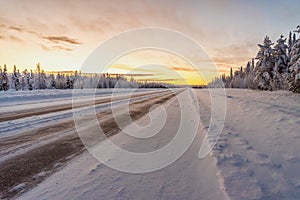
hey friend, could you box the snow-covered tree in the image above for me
[270,35,289,90]
[35,63,42,89]
[273,35,289,73]
[0,66,3,91]
[288,25,300,93]
[243,61,255,89]
[229,67,233,80]
[245,61,251,73]
[288,31,293,55]
[29,69,34,90]
[254,36,275,90]
[40,70,47,89]
[20,70,26,90]
[11,65,21,91]
[2,64,9,91]
[232,67,245,88]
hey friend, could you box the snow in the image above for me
[18,89,227,200]
[0,88,160,138]
[197,89,300,199]
[0,88,156,109]
[10,183,26,193]
[209,28,300,93]
[13,88,300,199]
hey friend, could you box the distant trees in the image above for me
[209,25,300,93]
[0,63,170,91]
[0,64,10,91]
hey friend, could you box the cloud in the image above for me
[137,77,185,82]
[40,44,50,51]
[0,24,6,29]
[9,26,23,32]
[208,40,259,70]
[8,35,23,43]
[52,45,72,51]
[0,35,5,40]
[111,63,161,73]
[121,73,156,76]
[170,66,197,72]
[43,35,81,45]
[40,44,72,51]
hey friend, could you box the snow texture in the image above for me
[18,88,300,200]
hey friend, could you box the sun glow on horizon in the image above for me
[104,49,218,86]
[1,0,299,86]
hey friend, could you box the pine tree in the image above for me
[20,70,26,90]
[288,25,300,93]
[29,69,34,90]
[248,59,257,89]
[254,36,275,90]
[245,62,251,73]
[12,65,20,91]
[271,35,289,90]
[0,66,3,91]
[243,61,255,89]
[2,64,9,91]
[40,70,47,89]
[273,35,289,73]
[231,68,244,88]
[36,63,41,89]
[288,31,293,55]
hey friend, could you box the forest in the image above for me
[0,63,169,91]
[209,25,300,93]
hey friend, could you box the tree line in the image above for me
[0,63,170,91]
[208,25,300,93]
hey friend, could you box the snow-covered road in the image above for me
[0,89,182,199]
[0,89,167,138]
[18,89,228,200]
[11,89,300,199]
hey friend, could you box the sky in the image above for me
[1,0,300,85]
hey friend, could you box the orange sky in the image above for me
[107,50,208,85]
[1,0,300,85]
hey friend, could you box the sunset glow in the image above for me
[1,0,300,84]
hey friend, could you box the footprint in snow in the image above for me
[246,146,254,150]
[89,164,103,175]
[232,133,240,137]
[235,138,249,146]
[117,187,125,195]
[291,178,300,188]
[216,153,248,167]
[222,168,263,200]
[254,153,272,166]
[284,154,300,163]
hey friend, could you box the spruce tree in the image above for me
[288,31,293,55]
[0,66,3,91]
[271,35,289,90]
[2,64,9,91]
[254,36,275,90]
[12,65,20,91]
[288,26,300,93]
